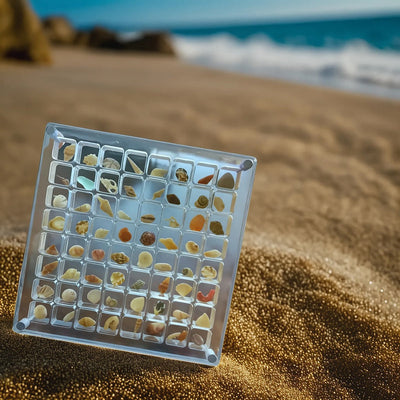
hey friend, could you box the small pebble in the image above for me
[210,221,224,235]
[140,231,156,246]
[167,194,180,205]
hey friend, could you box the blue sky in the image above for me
[30,0,400,29]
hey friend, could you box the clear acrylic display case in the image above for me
[13,123,256,366]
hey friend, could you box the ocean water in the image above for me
[166,14,400,99]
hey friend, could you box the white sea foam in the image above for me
[172,33,400,92]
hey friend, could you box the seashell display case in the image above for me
[13,123,256,366]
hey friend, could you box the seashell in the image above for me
[56,175,69,185]
[167,330,187,341]
[74,203,91,212]
[176,283,192,297]
[78,317,96,327]
[61,288,77,302]
[217,172,235,189]
[185,241,199,254]
[83,154,98,166]
[167,216,179,228]
[141,214,155,223]
[196,313,211,328]
[97,196,113,217]
[68,245,84,258]
[146,322,165,336]
[104,316,119,331]
[177,330,188,341]
[154,301,165,315]
[195,195,208,209]
[192,333,205,346]
[124,185,136,197]
[210,221,224,235]
[63,144,75,161]
[140,231,155,246]
[167,194,180,205]
[37,285,54,299]
[100,178,118,194]
[110,271,125,286]
[61,268,80,280]
[91,249,105,261]
[130,297,145,313]
[75,220,89,235]
[198,174,213,184]
[34,305,47,319]
[134,319,143,333]
[150,168,167,177]
[182,267,193,277]
[87,289,101,304]
[102,157,120,170]
[94,228,109,239]
[41,260,58,276]
[63,310,75,322]
[118,227,132,242]
[85,274,102,284]
[158,277,170,295]
[152,188,165,200]
[197,289,215,303]
[172,309,189,321]
[117,210,131,220]
[213,197,225,212]
[105,296,118,307]
[175,168,188,182]
[154,263,172,272]
[127,156,143,174]
[201,265,217,280]
[159,237,178,250]
[77,176,95,190]
[45,244,59,256]
[53,194,67,208]
[204,249,222,258]
[111,252,129,264]
[137,251,153,268]
[189,214,205,231]
[49,216,65,231]
[131,279,145,290]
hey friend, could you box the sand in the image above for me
[0,47,399,399]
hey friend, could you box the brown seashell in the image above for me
[75,220,89,235]
[141,214,155,223]
[124,185,137,197]
[213,197,225,212]
[217,172,235,189]
[146,322,165,336]
[63,144,75,161]
[45,244,59,256]
[69,245,84,258]
[85,274,102,284]
[158,277,170,295]
[140,231,156,246]
[42,260,58,276]
[175,168,188,182]
[167,194,180,205]
[56,175,70,185]
[118,227,132,242]
[198,174,214,184]
[37,285,54,299]
[111,252,129,264]
[78,317,96,327]
[102,157,120,170]
[195,195,208,208]
[210,221,224,235]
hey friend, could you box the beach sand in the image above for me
[0,47,399,399]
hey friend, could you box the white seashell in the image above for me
[63,310,75,322]
[137,251,153,268]
[53,194,67,208]
[34,305,47,319]
[100,178,118,194]
[61,288,77,302]
[103,157,120,170]
[117,210,131,220]
[94,228,109,239]
[48,216,65,231]
[87,289,101,304]
[154,263,172,272]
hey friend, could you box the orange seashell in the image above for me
[118,227,132,242]
[177,330,188,342]
[189,214,206,231]
[41,260,58,275]
[198,174,214,184]
[158,277,170,295]
[85,274,102,284]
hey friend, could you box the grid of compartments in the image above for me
[29,138,240,352]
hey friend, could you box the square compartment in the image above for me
[102,289,124,312]
[128,269,151,293]
[131,247,155,270]
[48,161,72,186]
[172,277,196,302]
[150,274,173,298]
[161,206,185,229]
[165,323,189,347]
[198,260,223,283]
[180,232,205,256]
[42,208,67,233]
[112,221,135,244]
[35,255,60,279]
[195,282,219,306]
[74,308,98,332]
[207,214,232,237]
[117,198,139,222]
[165,183,188,207]
[192,163,217,186]
[69,190,93,213]
[77,141,100,167]
[31,278,56,302]
[109,243,132,266]
[55,282,79,306]
[58,260,82,282]
[53,138,77,162]
[125,293,147,317]
[66,213,91,237]
[143,319,166,343]
[135,225,158,248]
[38,232,63,256]
[78,285,103,309]
[120,174,144,199]
[157,227,181,252]
[73,166,96,191]
[120,316,143,339]
[146,296,170,321]
[192,305,216,330]
[188,187,212,210]
[183,210,209,233]
[81,262,105,286]
[29,301,51,325]
[139,201,162,225]
[45,185,69,210]
[143,178,166,202]
[204,236,228,260]
[176,255,199,279]
[97,312,120,336]
[212,190,236,214]
[99,145,124,171]
[93,194,116,219]
[147,154,170,179]
[170,159,193,184]
[86,239,109,263]
[51,305,76,328]
[89,217,114,240]
[123,150,147,175]
[169,300,193,325]
[216,168,237,190]
[105,266,128,290]
[153,251,177,274]
[63,236,87,260]
[188,328,212,350]
[98,170,119,195]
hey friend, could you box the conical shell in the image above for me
[127,156,143,174]
[97,196,113,217]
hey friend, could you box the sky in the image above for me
[30,0,400,29]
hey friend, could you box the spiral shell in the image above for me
[53,194,68,208]
[194,195,208,209]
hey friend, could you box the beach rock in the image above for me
[87,26,121,49]
[124,32,176,56]
[43,16,76,45]
[0,0,51,63]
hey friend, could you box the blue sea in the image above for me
[126,14,400,99]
